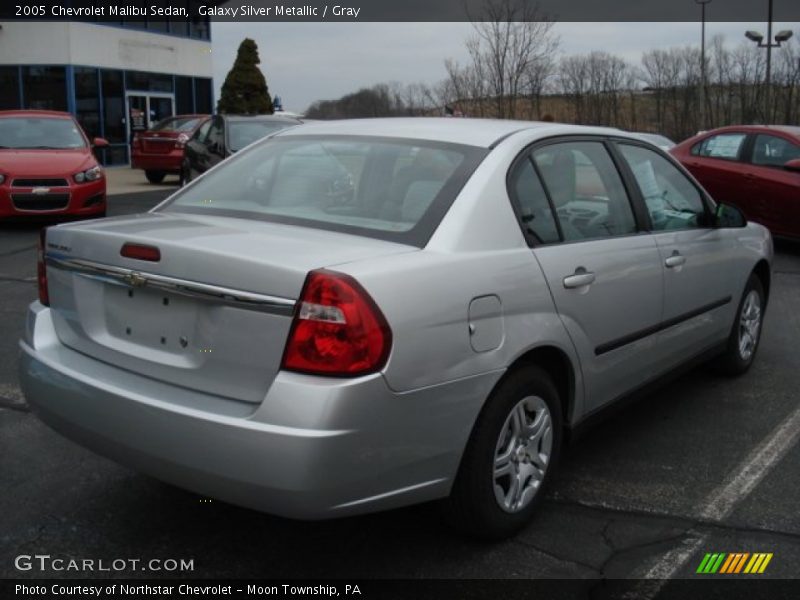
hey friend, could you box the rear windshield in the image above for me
[228,120,299,152]
[0,117,86,149]
[160,135,487,246]
[152,117,204,132]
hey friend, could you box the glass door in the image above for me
[126,93,175,142]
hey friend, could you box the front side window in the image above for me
[532,141,637,241]
[0,117,86,149]
[163,135,485,246]
[619,144,706,231]
[751,134,800,167]
[690,133,746,160]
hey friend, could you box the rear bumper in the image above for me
[131,151,183,173]
[19,302,501,519]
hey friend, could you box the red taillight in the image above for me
[120,243,161,262]
[38,228,49,306]
[281,270,392,377]
[175,133,190,149]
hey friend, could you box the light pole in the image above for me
[744,0,794,124]
[696,0,712,130]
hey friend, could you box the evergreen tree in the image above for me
[216,38,273,114]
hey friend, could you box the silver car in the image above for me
[20,118,772,539]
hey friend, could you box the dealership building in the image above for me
[0,16,213,165]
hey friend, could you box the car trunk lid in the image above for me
[44,213,415,404]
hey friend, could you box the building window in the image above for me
[194,78,213,114]
[175,76,194,114]
[101,69,124,143]
[0,67,20,110]
[126,71,174,93]
[22,66,67,111]
[74,68,101,139]
[189,14,210,40]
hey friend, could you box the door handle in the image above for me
[563,270,596,289]
[665,254,686,268]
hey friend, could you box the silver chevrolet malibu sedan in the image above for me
[20,118,772,538]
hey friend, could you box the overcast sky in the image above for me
[210,21,799,113]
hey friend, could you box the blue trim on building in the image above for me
[17,66,24,107]
[65,65,76,114]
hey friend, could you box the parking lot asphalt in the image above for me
[1,191,799,589]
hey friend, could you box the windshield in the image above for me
[152,116,204,132]
[0,117,87,149]
[161,135,486,246]
[228,120,298,152]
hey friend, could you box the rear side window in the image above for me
[619,144,706,231]
[690,133,746,160]
[508,159,560,244]
[532,141,637,241]
[751,134,800,167]
[163,135,486,247]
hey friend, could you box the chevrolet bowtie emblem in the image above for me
[31,187,50,195]
[124,272,147,288]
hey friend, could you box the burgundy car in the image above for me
[131,114,209,184]
[0,110,108,220]
[671,125,800,239]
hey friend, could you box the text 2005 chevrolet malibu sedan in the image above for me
[21,118,772,538]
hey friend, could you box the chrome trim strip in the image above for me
[46,255,296,316]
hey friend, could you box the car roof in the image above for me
[700,124,800,138]
[0,109,74,119]
[275,117,627,148]
[223,114,302,123]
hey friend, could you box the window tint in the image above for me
[228,120,297,152]
[619,144,706,231]
[508,159,560,243]
[690,133,746,160]
[193,119,211,142]
[752,134,800,167]
[205,119,224,149]
[164,136,483,246]
[532,142,636,241]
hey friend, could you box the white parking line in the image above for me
[634,402,800,589]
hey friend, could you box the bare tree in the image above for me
[444,0,559,119]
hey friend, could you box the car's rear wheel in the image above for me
[443,366,562,539]
[715,274,765,376]
[145,170,166,184]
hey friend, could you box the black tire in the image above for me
[443,366,563,540]
[180,160,192,186]
[145,170,166,184]
[714,274,765,376]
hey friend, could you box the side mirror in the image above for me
[92,137,110,148]
[714,202,747,228]
[783,158,800,172]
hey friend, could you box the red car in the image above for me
[671,125,800,239]
[131,114,209,184]
[0,110,108,220]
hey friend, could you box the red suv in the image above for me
[0,110,108,220]
[131,114,209,183]
[671,125,800,239]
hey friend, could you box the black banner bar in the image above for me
[2,0,800,22]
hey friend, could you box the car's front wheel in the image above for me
[180,160,192,187]
[443,366,562,539]
[715,274,765,375]
[145,170,166,184]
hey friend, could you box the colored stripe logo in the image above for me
[696,552,773,574]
